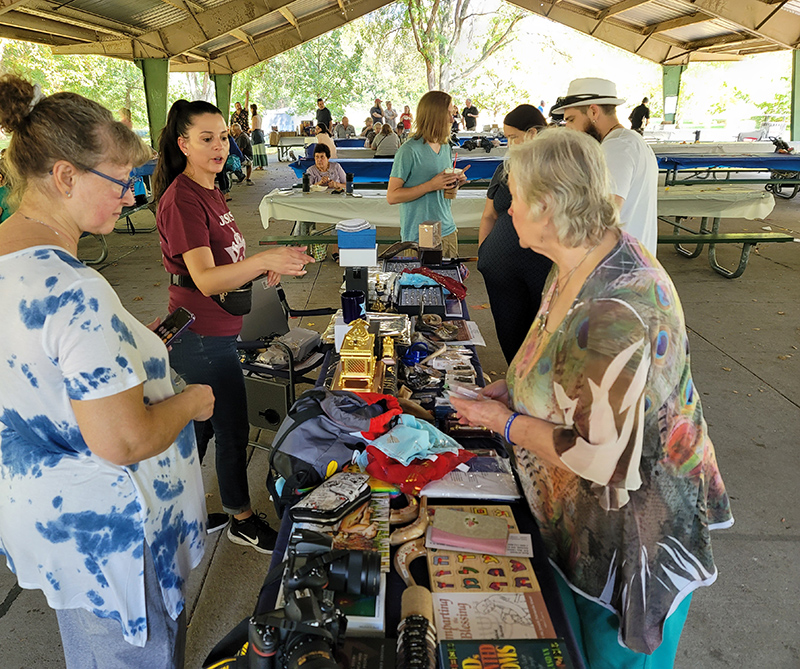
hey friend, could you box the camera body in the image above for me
[247,529,381,669]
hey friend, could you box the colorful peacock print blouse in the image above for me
[508,233,733,654]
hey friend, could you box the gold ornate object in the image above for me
[382,336,395,365]
[338,319,376,390]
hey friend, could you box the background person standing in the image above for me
[629,97,651,135]
[387,90,468,257]
[370,98,384,125]
[315,98,332,132]
[554,78,658,256]
[383,101,398,129]
[462,98,479,130]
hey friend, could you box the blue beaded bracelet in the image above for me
[504,412,520,445]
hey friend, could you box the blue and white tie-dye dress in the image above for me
[0,246,206,647]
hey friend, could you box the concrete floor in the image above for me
[1,152,798,668]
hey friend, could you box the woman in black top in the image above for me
[477,104,552,364]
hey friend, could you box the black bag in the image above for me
[266,388,400,517]
[211,281,252,315]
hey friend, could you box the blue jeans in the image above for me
[169,331,251,515]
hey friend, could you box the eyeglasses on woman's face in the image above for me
[83,167,136,198]
[50,165,136,199]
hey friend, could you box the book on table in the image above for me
[437,638,575,669]
[426,504,556,641]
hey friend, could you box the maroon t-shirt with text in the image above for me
[157,173,246,336]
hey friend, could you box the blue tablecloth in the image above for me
[131,158,157,177]
[656,153,800,171]
[333,138,367,147]
[289,155,503,183]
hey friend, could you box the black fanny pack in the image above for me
[170,274,253,316]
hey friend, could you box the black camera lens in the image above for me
[286,635,338,669]
[326,550,381,596]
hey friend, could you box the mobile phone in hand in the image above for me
[155,307,195,344]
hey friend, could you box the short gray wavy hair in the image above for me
[507,128,620,247]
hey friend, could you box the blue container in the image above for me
[338,228,377,249]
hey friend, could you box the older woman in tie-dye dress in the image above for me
[0,75,214,668]
[450,129,732,669]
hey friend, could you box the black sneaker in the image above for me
[206,512,229,535]
[227,512,278,554]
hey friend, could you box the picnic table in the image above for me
[657,152,800,198]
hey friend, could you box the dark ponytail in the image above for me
[153,99,222,202]
[503,104,547,132]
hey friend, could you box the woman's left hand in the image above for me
[450,395,512,434]
[146,317,161,332]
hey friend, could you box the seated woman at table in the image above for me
[449,129,732,669]
[372,122,401,157]
[478,104,552,364]
[314,123,337,158]
[306,143,346,189]
[360,117,373,137]
[364,122,382,148]
[387,90,468,257]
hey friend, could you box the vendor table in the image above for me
[652,142,779,156]
[288,155,503,183]
[256,301,585,668]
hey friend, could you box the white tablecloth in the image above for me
[260,185,774,230]
[658,185,774,219]
[259,189,488,229]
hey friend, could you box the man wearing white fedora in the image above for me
[552,78,658,256]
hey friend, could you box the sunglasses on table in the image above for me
[50,166,137,199]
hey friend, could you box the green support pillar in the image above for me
[135,58,169,149]
[212,73,233,123]
[791,50,800,141]
[662,64,686,125]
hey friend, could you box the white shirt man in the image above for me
[554,78,658,256]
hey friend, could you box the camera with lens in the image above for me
[246,528,381,669]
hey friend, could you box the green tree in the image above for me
[231,31,366,119]
[404,0,524,91]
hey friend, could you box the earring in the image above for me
[66,191,71,197]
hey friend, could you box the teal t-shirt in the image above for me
[0,185,10,223]
[389,137,455,241]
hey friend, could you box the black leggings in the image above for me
[478,216,552,364]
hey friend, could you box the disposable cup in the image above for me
[443,167,463,199]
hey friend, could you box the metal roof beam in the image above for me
[15,6,132,38]
[170,0,392,73]
[0,23,74,45]
[595,0,652,22]
[682,33,758,50]
[0,10,102,42]
[0,0,28,17]
[675,0,799,50]
[641,12,711,35]
[509,0,691,65]
[51,0,296,59]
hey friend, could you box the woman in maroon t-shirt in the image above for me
[154,100,314,553]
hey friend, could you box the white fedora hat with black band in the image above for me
[551,78,626,114]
